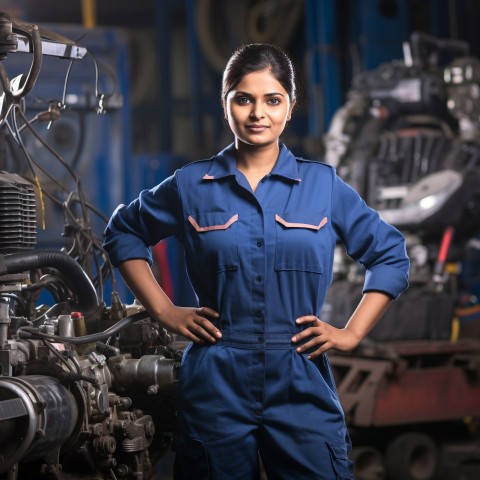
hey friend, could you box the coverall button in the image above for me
[258,336,264,343]
[257,354,264,362]
[256,311,262,318]
[255,394,262,402]
[257,241,263,247]
[256,276,263,283]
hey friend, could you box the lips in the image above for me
[246,124,268,133]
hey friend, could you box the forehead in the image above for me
[232,68,287,95]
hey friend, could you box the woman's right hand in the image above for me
[117,259,221,344]
[158,305,222,344]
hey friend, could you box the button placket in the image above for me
[249,204,266,416]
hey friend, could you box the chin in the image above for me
[238,135,277,147]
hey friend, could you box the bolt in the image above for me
[147,384,159,395]
[116,464,128,476]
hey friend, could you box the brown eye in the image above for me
[236,97,250,105]
[267,98,281,105]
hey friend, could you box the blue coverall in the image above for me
[104,143,409,480]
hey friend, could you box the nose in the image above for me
[250,101,265,120]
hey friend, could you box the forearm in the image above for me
[344,291,392,343]
[117,258,221,343]
[117,258,173,321]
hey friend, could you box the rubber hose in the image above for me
[0,250,98,318]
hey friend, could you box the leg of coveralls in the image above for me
[174,343,265,479]
[258,425,354,480]
[257,350,354,480]
[173,428,261,480]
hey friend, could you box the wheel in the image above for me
[350,446,386,480]
[385,433,438,480]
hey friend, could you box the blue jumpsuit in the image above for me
[103,144,409,480]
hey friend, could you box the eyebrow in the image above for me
[235,91,285,97]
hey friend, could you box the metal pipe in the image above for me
[0,298,9,350]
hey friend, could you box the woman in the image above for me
[104,43,409,479]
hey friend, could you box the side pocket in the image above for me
[311,353,338,397]
[172,435,210,479]
[326,441,354,480]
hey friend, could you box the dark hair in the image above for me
[222,43,296,103]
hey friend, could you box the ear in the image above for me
[287,100,296,121]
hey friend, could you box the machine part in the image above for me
[432,226,455,284]
[328,353,395,427]
[350,446,386,480]
[323,93,367,168]
[0,15,183,478]
[12,20,87,59]
[57,314,75,338]
[385,433,438,480]
[409,32,469,69]
[0,250,99,323]
[120,415,155,453]
[378,169,463,227]
[109,354,177,393]
[330,340,480,428]
[0,173,36,255]
[0,375,78,473]
[325,29,480,479]
[0,15,87,123]
[0,14,17,60]
[0,297,9,349]
[445,57,480,141]
[0,17,42,123]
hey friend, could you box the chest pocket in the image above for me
[188,212,239,272]
[275,212,327,273]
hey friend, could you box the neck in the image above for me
[235,140,280,174]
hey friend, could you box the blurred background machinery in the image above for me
[1,1,480,479]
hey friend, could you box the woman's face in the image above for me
[224,68,295,149]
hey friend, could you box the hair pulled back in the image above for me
[222,43,296,103]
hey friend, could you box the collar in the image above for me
[202,143,302,182]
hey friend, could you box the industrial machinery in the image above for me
[0,15,182,480]
[324,32,480,480]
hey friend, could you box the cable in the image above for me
[61,60,74,109]
[14,108,91,238]
[19,175,109,222]
[18,310,149,345]
[85,47,116,114]
[9,108,115,296]
[2,45,118,301]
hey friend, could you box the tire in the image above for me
[351,446,386,480]
[385,433,438,480]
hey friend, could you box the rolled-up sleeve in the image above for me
[103,173,183,267]
[331,172,409,299]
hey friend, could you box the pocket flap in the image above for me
[275,213,327,231]
[188,213,238,232]
[326,441,351,460]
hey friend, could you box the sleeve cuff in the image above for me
[104,234,153,268]
[363,264,409,300]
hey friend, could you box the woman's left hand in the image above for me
[291,316,361,360]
